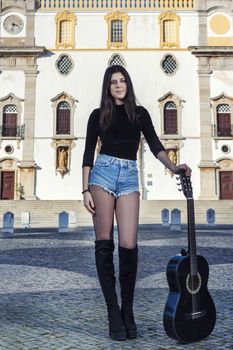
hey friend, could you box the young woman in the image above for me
[82,65,191,341]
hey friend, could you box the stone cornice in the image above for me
[0,46,47,57]
[189,46,233,57]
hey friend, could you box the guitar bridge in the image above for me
[185,310,206,320]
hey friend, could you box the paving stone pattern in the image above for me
[0,227,233,350]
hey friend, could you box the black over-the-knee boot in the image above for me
[119,245,138,339]
[95,240,127,341]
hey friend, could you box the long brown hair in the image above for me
[100,65,137,130]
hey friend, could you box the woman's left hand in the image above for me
[173,164,192,177]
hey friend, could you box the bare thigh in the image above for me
[90,185,116,240]
[115,192,140,249]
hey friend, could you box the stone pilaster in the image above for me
[18,167,36,200]
[197,67,218,199]
[25,12,35,46]
[18,68,38,199]
[198,12,208,46]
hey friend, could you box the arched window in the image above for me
[51,92,78,138]
[55,12,77,49]
[2,105,17,137]
[105,12,129,49]
[164,102,177,135]
[217,104,231,136]
[56,102,70,135]
[108,53,126,67]
[159,12,180,48]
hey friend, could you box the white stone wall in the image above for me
[0,71,25,98]
[35,11,199,49]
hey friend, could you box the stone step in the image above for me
[0,200,232,228]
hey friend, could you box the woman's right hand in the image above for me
[83,191,95,215]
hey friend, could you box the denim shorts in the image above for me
[88,154,139,198]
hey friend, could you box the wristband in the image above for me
[82,189,89,194]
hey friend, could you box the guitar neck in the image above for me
[187,197,197,276]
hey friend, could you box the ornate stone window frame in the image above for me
[0,93,24,148]
[158,92,184,140]
[158,12,180,49]
[211,93,233,139]
[51,92,78,139]
[55,12,77,49]
[105,11,129,49]
[51,92,78,177]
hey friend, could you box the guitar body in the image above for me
[163,254,216,343]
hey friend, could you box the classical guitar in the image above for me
[163,170,216,343]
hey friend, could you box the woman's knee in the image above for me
[119,240,137,249]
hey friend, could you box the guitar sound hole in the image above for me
[186,273,201,294]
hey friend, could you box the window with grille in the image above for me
[56,102,70,135]
[217,104,231,137]
[159,12,180,49]
[56,54,73,76]
[111,20,123,42]
[163,20,176,44]
[59,20,72,46]
[161,54,178,76]
[2,105,17,137]
[164,102,177,134]
[109,54,125,66]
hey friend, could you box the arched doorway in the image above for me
[0,158,19,200]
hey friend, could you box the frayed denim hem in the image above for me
[88,184,140,199]
[116,190,140,199]
[88,183,117,198]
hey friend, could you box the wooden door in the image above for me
[0,172,15,200]
[220,171,233,199]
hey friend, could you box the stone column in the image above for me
[197,65,218,199]
[19,68,38,199]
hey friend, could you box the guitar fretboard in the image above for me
[187,199,197,276]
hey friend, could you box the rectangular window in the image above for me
[2,113,17,137]
[59,20,72,46]
[111,20,123,42]
[56,109,70,135]
[217,113,231,136]
[164,109,177,134]
[163,20,176,44]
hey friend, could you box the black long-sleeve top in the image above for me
[82,104,165,168]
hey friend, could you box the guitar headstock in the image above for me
[177,169,193,199]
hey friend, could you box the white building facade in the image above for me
[0,0,233,201]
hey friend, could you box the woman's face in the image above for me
[109,72,127,104]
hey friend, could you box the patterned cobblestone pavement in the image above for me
[0,227,232,350]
